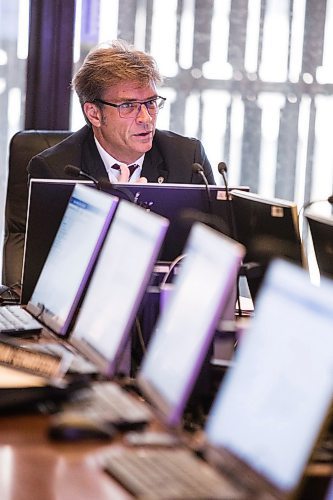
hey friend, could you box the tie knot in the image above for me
[128,164,139,177]
[112,163,139,178]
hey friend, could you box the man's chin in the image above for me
[133,139,153,153]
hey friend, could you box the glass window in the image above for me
[70,0,333,211]
[0,0,29,275]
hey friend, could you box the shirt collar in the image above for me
[94,136,144,182]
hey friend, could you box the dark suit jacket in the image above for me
[3,126,215,286]
[28,125,215,185]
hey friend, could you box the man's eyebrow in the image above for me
[116,95,158,103]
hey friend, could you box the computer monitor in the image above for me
[305,210,333,278]
[21,180,249,303]
[231,190,305,266]
[115,183,249,261]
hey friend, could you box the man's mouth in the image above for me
[134,130,152,137]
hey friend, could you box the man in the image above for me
[28,40,215,185]
[3,40,215,288]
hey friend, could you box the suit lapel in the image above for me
[81,128,109,179]
[142,141,169,183]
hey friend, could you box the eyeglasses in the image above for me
[93,96,166,118]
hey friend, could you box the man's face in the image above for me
[84,81,159,164]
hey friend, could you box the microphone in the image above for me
[64,164,101,188]
[192,163,212,213]
[218,162,230,199]
[65,164,138,203]
[192,162,209,185]
[218,161,228,174]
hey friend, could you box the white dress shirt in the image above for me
[94,137,144,183]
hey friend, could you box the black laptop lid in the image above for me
[231,190,304,266]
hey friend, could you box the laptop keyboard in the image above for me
[103,447,246,499]
[63,381,152,428]
[0,306,42,335]
[34,342,98,375]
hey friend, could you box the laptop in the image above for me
[65,199,169,377]
[21,179,93,305]
[136,222,245,427]
[231,189,306,300]
[0,198,167,404]
[0,184,118,338]
[231,189,305,266]
[103,258,333,499]
[305,210,333,278]
[52,222,244,431]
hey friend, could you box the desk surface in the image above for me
[0,411,331,500]
[0,413,132,500]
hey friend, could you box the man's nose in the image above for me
[136,103,153,122]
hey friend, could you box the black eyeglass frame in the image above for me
[93,95,166,118]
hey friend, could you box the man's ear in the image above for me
[83,102,103,127]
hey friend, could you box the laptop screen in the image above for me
[27,184,118,335]
[205,259,333,493]
[137,223,245,427]
[21,179,93,305]
[69,200,169,376]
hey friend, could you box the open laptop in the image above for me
[64,199,169,377]
[231,189,305,266]
[231,189,306,300]
[0,197,167,403]
[136,223,245,427]
[305,210,333,278]
[0,184,118,338]
[103,258,333,499]
[52,223,244,431]
[20,179,93,305]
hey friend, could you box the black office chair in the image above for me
[2,130,71,287]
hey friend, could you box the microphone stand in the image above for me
[192,163,212,214]
[218,162,244,317]
[217,162,235,239]
[64,164,136,203]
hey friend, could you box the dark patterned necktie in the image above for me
[112,163,139,178]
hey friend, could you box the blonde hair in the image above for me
[72,40,163,106]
